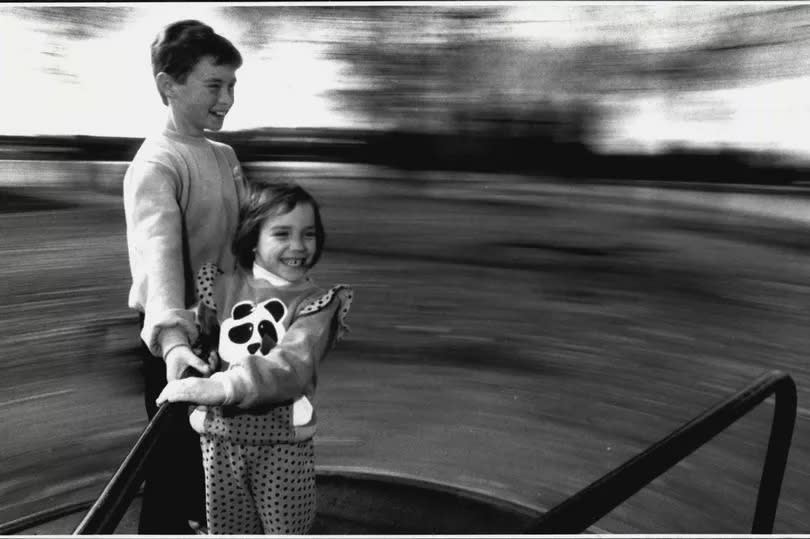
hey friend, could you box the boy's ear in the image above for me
[155,72,175,101]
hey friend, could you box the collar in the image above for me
[162,126,208,145]
[252,262,308,287]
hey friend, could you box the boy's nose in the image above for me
[218,87,234,107]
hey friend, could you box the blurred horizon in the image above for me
[4,3,810,160]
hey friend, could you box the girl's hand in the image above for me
[156,377,227,406]
[165,345,211,381]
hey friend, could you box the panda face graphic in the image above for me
[219,299,288,363]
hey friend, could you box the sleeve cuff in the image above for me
[157,327,189,359]
[210,371,236,405]
[141,310,198,357]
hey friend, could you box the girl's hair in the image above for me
[233,180,326,271]
[151,19,243,105]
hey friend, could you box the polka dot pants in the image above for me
[200,436,316,535]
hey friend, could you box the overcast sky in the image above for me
[3,2,810,159]
[0,4,355,136]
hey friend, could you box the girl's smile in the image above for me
[254,202,317,282]
[281,257,306,267]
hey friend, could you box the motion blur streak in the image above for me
[2,4,810,160]
[1,3,810,534]
[1,160,809,532]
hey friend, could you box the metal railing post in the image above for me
[69,370,796,535]
[72,402,188,535]
[751,374,797,533]
[526,370,797,534]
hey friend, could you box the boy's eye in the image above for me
[272,231,289,238]
[304,231,317,239]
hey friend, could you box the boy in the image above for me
[123,19,246,534]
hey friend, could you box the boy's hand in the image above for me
[156,377,227,406]
[165,345,210,381]
[206,350,221,373]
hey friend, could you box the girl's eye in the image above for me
[273,231,289,238]
[304,231,316,239]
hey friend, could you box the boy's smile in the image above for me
[166,55,237,136]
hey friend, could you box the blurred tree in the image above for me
[700,5,810,82]
[324,6,499,133]
[11,6,134,85]
[616,4,810,94]
[14,5,133,41]
[322,4,610,151]
[216,5,287,55]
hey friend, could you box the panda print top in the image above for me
[189,263,353,445]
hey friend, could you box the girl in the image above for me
[157,180,353,535]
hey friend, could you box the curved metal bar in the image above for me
[68,369,796,535]
[525,370,797,534]
[0,501,94,536]
[7,467,544,535]
[72,402,186,535]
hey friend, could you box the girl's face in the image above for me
[254,202,317,282]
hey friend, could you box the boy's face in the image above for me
[254,202,318,283]
[166,55,237,136]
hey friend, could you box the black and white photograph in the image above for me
[0,1,808,535]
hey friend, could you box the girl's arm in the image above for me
[157,304,337,408]
[156,371,227,406]
[157,286,352,408]
[220,303,337,409]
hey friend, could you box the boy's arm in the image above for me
[124,160,199,362]
[226,146,248,201]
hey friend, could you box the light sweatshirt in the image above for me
[189,263,353,444]
[123,128,246,357]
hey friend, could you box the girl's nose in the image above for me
[290,235,304,250]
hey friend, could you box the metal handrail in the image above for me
[72,402,187,535]
[525,369,797,534]
[70,370,796,534]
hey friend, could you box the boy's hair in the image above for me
[233,180,326,271]
[151,19,243,105]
